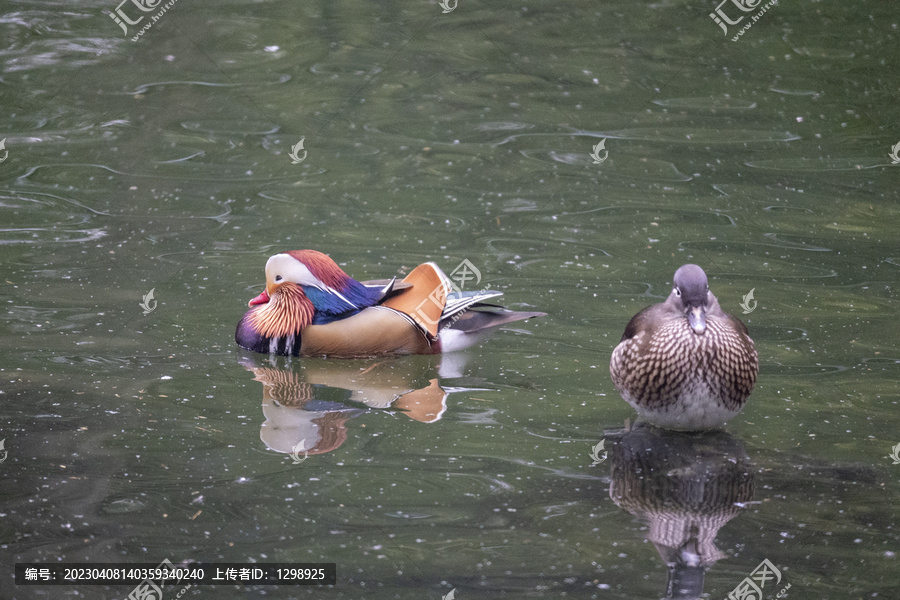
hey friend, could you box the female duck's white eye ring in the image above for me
[674,287,681,297]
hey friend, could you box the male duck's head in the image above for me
[668,264,714,335]
[248,251,350,305]
[247,250,382,335]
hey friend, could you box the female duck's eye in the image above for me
[674,287,681,297]
[275,275,283,282]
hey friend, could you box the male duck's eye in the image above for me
[275,275,283,282]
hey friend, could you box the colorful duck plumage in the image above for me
[236,250,545,357]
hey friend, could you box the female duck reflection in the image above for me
[239,354,484,457]
[604,425,756,600]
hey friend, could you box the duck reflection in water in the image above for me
[605,424,756,600]
[239,353,485,457]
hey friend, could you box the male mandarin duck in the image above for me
[610,264,758,430]
[235,250,545,357]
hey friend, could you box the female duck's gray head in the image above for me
[669,264,712,334]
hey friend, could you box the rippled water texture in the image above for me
[1,1,898,599]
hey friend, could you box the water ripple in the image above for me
[5,37,118,72]
[110,76,291,95]
[760,233,832,251]
[181,119,280,135]
[745,157,892,171]
[679,241,837,263]
[17,162,285,185]
[599,128,800,143]
[520,148,691,182]
[497,128,800,145]
[652,97,757,110]
[769,87,820,97]
[0,227,105,245]
[764,364,850,376]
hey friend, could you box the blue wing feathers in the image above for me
[304,279,385,325]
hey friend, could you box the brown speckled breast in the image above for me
[610,315,758,412]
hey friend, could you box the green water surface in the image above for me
[1,0,898,598]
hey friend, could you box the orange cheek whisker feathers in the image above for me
[247,284,315,339]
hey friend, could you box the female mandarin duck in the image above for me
[235,250,545,357]
[610,264,758,430]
